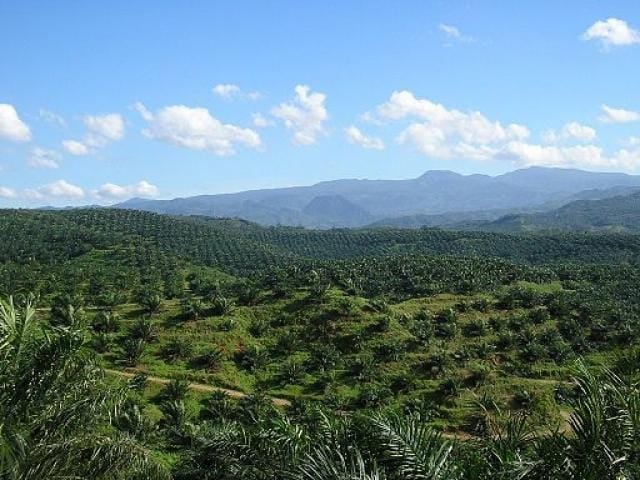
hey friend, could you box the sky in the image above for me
[1,0,640,206]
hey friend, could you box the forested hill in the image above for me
[474,190,640,233]
[3,208,640,300]
[3,208,640,270]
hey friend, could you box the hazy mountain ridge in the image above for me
[116,167,640,228]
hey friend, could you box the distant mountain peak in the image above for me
[417,170,461,179]
[302,194,372,226]
[113,166,640,229]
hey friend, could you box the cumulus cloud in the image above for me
[38,109,66,127]
[0,187,17,198]
[84,113,124,141]
[542,122,597,143]
[600,104,640,124]
[62,113,125,155]
[582,18,640,48]
[213,84,241,99]
[94,180,159,199]
[1,179,159,203]
[62,140,91,156]
[373,90,528,160]
[213,84,261,101]
[498,142,640,171]
[137,103,262,155]
[439,23,475,43]
[25,180,85,200]
[366,90,640,171]
[252,113,272,128]
[0,104,31,142]
[344,126,385,150]
[271,85,328,145]
[27,147,61,169]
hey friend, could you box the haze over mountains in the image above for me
[115,167,640,229]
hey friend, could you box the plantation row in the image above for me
[2,298,640,479]
[2,208,640,478]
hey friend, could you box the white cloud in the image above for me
[94,180,159,199]
[62,113,125,155]
[600,104,640,124]
[1,179,159,203]
[542,122,597,143]
[38,109,66,127]
[344,126,384,150]
[582,18,640,48]
[213,84,261,101]
[27,147,61,169]
[439,23,475,43]
[271,85,328,145]
[397,123,504,161]
[0,187,17,198]
[498,141,640,171]
[133,102,153,121]
[25,180,85,200]
[138,103,262,155]
[0,104,31,142]
[374,90,528,159]
[213,84,241,99]
[84,113,124,141]
[62,140,91,156]
[367,90,640,171]
[252,113,272,128]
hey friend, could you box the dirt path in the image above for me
[105,368,291,407]
[106,369,575,441]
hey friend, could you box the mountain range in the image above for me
[115,167,640,229]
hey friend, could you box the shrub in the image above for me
[129,317,157,342]
[128,373,149,393]
[248,318,268,337]
[192,346,225,370]
[211,296,233,316]
[234,344,268,372]
[121,337,145,366]
[161,338,194,362]
[92,310,120,333]
[463,319,487,337]
[161,379,190,402]
[219,316,236,332]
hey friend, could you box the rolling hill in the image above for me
[474,190,640,233]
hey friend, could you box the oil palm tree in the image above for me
[529,361,640,480]
[0,296,167,479]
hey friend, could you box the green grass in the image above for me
[93,280,617,433]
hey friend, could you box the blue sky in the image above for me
[1,0,640,206]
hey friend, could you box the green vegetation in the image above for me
[1,208,640,478]
[476,190,640,233]
[0,297,167,479]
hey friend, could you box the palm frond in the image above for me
[296,446,385,480]
[368,412,458,480]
